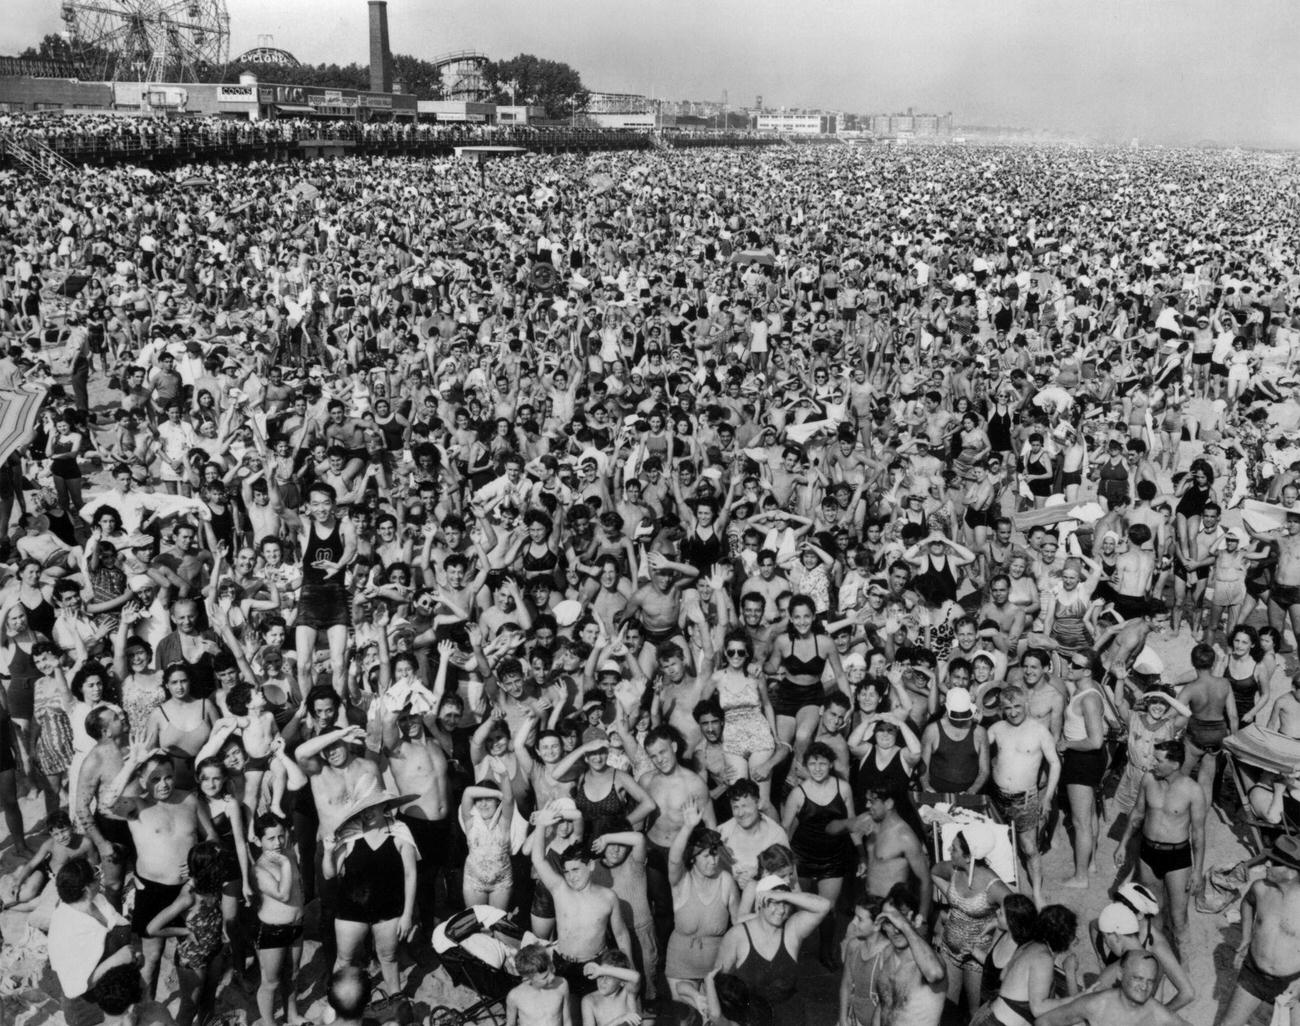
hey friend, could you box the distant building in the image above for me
[865,108,953,139]
[756,112,836,134]
[585,91,650,114]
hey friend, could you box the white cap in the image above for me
[1098,903,1140,935]
[842,652,867,672]
[755,874,788,894]
[553,600,583,627]
[598,660,623,676]
[1117,882,1161,916]
[945,687,974,718]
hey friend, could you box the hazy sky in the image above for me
[5,0,1300,146]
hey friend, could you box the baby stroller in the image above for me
[427,907,526,1026]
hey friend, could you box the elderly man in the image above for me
[1218,836,1300,1026]
[1036,950,1192,1026]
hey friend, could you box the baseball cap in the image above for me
[582,726,610,749]
[1098,903,1140,935]
[945,687,974,720]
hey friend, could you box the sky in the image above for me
[5,0,1300,147]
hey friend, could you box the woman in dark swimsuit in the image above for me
[972,904,1078,1026]
[717,882,833,1026]
[764,596,845,752]
[1174,458,1215,554]
[514,510,566,588]
[5,560,57,638]
[782,741,856,967]
[672,471,737,575]
[848,715,922,810]
[195,756,252,965]
[551,732,655,834]
[322,797,419,1002]
[978,894,1038,1007]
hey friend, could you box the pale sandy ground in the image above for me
[0,387,1272,1026]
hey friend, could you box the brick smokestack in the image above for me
[368,0,392,93]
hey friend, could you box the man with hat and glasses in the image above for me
[1218,835,1300,1026]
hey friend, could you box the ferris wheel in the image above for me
[60,0,230,82]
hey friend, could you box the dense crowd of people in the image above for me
[1,132,1300,1026]
[0,113,657,157]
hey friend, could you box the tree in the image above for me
[484,54,587,119]
[391,54,441,100]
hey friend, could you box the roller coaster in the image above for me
[429,50,490,102]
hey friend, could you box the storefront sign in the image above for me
[217,85,255,101]
[361,94,393,109]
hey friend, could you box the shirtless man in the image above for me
[1262,675,1300,823]
[740,551,789,625]
[295,724,383,945]
[619,551,700,648]
[868,886,947,1026]
[987,685,1060,906]
[1019,647,1066,742]
[1112,524,1157,621]
[1177,642,1236,806]
[321,400,369,478]
[110,750,217,996]
[75,706,135,903]
[979,575,1026,651]
[376,689,451,933]
[1036,950,1192,1026]
[656,644,707,756]
[857,787,932,921]
[1219,836,1300,1026]
[1116,739,1205,958]
[1246,512,1300,648]
[528,817,633,1010]
[641,726,714,971]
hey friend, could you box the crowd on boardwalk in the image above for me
[1,128,1300,1026]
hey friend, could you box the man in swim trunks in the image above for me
[1116,739,1205,959]
[987,685,1059,907]
[1176,642,1236,807]
[1219,835,1300,1026]
[1246,512,1300,649]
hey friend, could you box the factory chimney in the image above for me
[368,1,393,93]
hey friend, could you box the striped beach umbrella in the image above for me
[0,385,48,465]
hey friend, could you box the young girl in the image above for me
[147,840,229,1026]
[194,756,253,960]
[460,774,515,910]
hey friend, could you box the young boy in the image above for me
[840,895,888,1026]
[506,944,571,1026]
[225,683,283,818]
[252,814,305,1026]
[2,810,95,928]
[580,951,641,1026]
[589,818,656,1002]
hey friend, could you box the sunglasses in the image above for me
[725,648,748,657]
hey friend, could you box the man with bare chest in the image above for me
[296,724,383,945]
[75,707,136,903]
[868,888,946,1026]
[1116,739,1205,957]
[1220,836,1300,1026]
[858,788,932,921]
[988,686,1060,907]
[528,819,633,1012]
[377,698,450,933]
[113,750,217,996]
[1017,648,1065,742]
[1177,642,1235,806]
[641,726,714,972]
